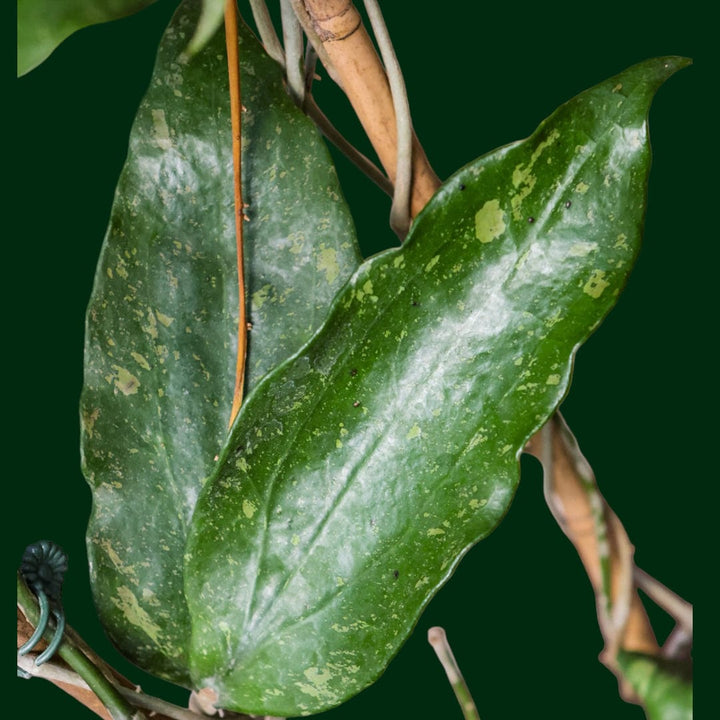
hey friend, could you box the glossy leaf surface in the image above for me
[618,652,692,720]
[81,0,359,683]
[17,0,158,76]
[185,57,688,715]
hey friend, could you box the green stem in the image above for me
[17,574,146,720]
[428,626,481,720]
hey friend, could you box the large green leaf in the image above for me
[617,652,693,720]
[185,57,688,715]
[17,0,159,76]
[81,0,360,684]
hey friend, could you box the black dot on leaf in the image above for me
[353,401,360,407]
[350,368,358,377]
[459,183,466,191]
[394,570,399,579]
[528,217,535,223]
[565,201,572,208]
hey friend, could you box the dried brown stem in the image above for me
[526,415,659,658]
[17,604,254,720]
[17,602,127,720]
[299,0,440,218]
[226,0,248,428]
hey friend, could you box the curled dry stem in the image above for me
[527,414,693,704]
[529,414,659,661]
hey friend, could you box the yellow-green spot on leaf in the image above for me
[252,283,273,309]
[112,586,164,645]
[83,407,100,439]
[112,366,140,396]
[615,233,629,249]
[242,499,257,519]
[469,498,487,510]
[474,199,506,243]
[151,109,172,150]
[317,247,340,284]
[584,270,610,299]
[427,528,445,537]
[509,129,560,219]
[115,261,129,280]
[291,534,300,546]
[415,576,430,589]
[546,374,561,385]
[575,181,590,194]
[406,423,421,440]
[568,241,597,257]
[155,311,174,327]
[236,457,249,473]
[425,255,440,272]
[131,352,151,371]
[296,667,337,704]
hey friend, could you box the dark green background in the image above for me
[13,1,706,717]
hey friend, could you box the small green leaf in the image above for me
[617,651,692,720]
[185,0,225,57]
[17,0,158,76]
[185,57,689,715]
[81,0,359,684]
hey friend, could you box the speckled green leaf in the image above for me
[185,57,688,715]
[80,0,359,684]
[617,652,693,720]
[17,0,158,76]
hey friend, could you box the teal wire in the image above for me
[36,607,66,665]
[18,590,49,656]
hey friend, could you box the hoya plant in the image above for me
[15,1,698,719]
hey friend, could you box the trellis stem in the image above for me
[226,0,247,428]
